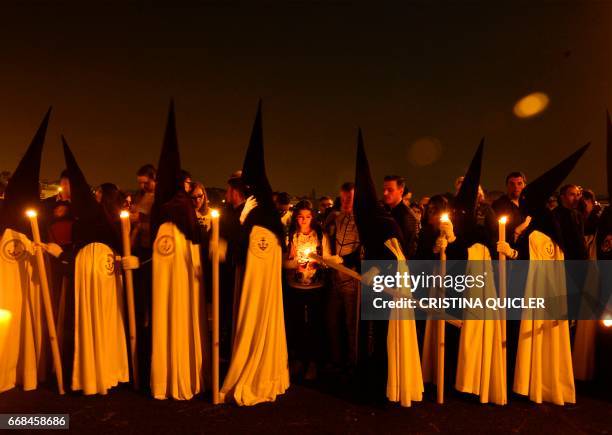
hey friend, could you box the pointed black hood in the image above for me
[453,138,484,225]
[151,100,199,243]
[607,110,611,199]
[0,108,51,236]
[450,139,485,249]
[353,128,403,259]
[520,143,590,245]
[240,100,285,246]
[62,136,120,250]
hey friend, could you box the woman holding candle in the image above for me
[283,199,332,381]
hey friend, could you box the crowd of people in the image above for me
[0,105,610,410]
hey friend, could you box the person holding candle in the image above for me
[0,109,51,393]
[283,199,332,381]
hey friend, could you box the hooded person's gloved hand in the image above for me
[433,236,448,254]
[240,196,258,225]
[497,241,518,259]
[39,242,63,258]
[323,254,343,264]
[361,266,380,287]
[439,220,456,243]
[121,255,140,270]
[209,238,227,263]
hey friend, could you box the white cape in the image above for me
[0,228,47,393]
[220,225,289,406]
[151,222,204,400]
[72,242,129,395]
[513,231,575,405]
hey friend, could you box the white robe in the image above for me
[0,228,47,393]
[220,225,289,406]
[71,242,129,395]
[151,222,204,400]
[384,238,423,407]
[455,243,506,405]
[513,230,575,405]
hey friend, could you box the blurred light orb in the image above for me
[408,136,442,166]
[513,92,550,119]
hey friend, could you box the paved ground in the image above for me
[0,379,610,434]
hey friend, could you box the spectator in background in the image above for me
[317,195,334,226]
[276,191,293,238]
[43,169,73,249]
[402,188,413,207]
[492,171,529,247]
[131,163,156,390]
[418,196,430,209]
[180,170,193,193]
[324,182,361,373]
[382,175,419,258]
[554,184,587,260]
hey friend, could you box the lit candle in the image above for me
[498,216,508,253]
[26,209,65,394]
[119,210,139,388]
[436,212,449,404]
[497,216,508,373]
[603,317,612,328]
[0,309,12,359]
[210,208,220,404]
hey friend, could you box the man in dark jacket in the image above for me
[382,175,418,258]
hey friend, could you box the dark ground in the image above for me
[0,379,610,435]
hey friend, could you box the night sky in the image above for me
[0,1,610,199]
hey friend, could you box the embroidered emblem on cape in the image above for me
[98,253,116,275]
[1,239,27,262]
[544,241,555,258]
[156,235,175,256]
[249,226,276,259]
[258,237,269,252]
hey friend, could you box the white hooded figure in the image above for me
[40,137,134,395]
[0,110,51,393]
[513,144,589,405]
[220,102,290,406]
[149,101,207,400]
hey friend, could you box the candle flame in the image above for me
[603,318,612,328]
[25,209,37,218]
[211,209,220,218]
[0,309,11,323]
[440,213,450,223]
[499,216,508,225]
[120,210,130,219]
[57,187,63,193]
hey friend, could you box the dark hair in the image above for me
[98,183,123,222]
[287,200,323,253]
[505,171,526,185]
[59,169,69,180]
[559,184,579,196]
[137,164,156,180]
[277,192,291,206]
[424,194,449,221]
[383,175,405,189]
[180,169,192,182]
[340,182,355,192]
[319,195,332,202]
[581,189,595,202]
[227,170,247,195]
